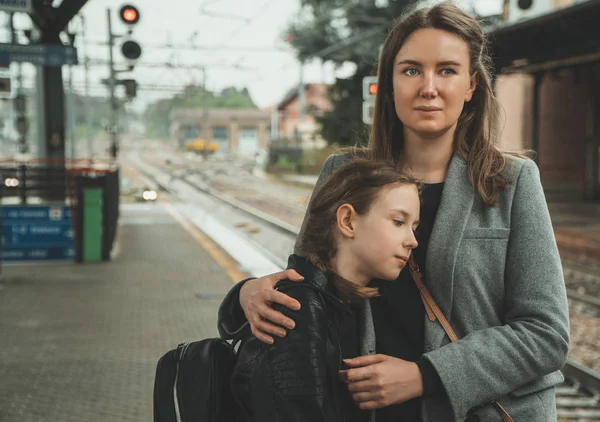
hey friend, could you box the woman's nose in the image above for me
[420,72,438,98]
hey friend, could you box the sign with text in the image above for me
[0,0,32,13]
[0,43,78,67]
[1,205,75,261]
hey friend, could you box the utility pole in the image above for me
[68,64,75,159]
[107,8,118,160]
[9,12,27,204]
[297,61,305,148]
[200,66,209,145]
[67,28,76,161]
[81,14,92,159]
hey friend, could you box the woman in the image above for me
[230,158,420,422]
[219,2,570,421]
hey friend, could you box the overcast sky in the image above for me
[7,0,503,111]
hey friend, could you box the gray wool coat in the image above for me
[294,153,570,422]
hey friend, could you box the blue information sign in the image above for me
[2,246,75,261]
[2,205,71,222]
[0,43,78,67]
[1,205,75,261]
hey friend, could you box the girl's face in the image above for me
[392,28,476,139]
[351,183,420,281]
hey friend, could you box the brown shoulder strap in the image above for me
[407,256,514,422]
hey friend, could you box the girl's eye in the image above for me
[403,68,419,76]
[441,68,456,75]
[393,220,404,227]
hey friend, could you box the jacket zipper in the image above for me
[334,315,347,422]
[173,342,190,422]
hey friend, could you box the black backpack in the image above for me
[153,325,250,422]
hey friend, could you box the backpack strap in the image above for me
[231,322,251,351]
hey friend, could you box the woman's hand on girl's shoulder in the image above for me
[239,269,304,344]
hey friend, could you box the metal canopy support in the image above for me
[29,0,88,202]
[531,73,542,165]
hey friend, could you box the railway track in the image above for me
[141,152,306,233]
[558,360,600,420]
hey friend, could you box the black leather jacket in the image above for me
[218,256,357,422]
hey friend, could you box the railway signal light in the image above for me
[119,5,140,25]
[117,5,142,68]
[362,76,377,125]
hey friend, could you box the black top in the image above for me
[340,182,446,422]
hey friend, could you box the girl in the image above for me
[228,158,420,422]
[220,2,570,421]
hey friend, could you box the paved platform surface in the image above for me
[0,202,236,422]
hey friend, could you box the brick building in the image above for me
[170,108,271,155]
[491,0,600,200]
[276,83,333,149]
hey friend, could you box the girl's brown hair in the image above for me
[371,1,518,206]
[299,153,420,303]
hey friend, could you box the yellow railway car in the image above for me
[185,138,219,154]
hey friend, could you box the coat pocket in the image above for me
[463,227,510,239]
[508,370,565,397]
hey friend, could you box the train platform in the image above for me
[0,201,248,422]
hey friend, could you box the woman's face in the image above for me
[351,183,420,281]
[392,28,476,139]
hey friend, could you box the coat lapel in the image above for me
[424,154,473,349]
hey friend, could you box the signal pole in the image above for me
[81,14,93,159]
[107,8,118,160]
[105,5,141,160]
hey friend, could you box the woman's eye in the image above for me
[403,68,419,76]
[441,68,456,75]
[394,220,404,227]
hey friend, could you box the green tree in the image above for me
[143,85,257,138]
[284,0,418,146]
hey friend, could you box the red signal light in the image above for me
[368,83,377,96]
[123,9,137,22]
[119,5,140,24]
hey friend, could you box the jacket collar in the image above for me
[286,254,347,310]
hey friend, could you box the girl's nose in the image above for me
[405,230,418,249]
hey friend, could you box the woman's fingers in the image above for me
[344,366,373,383]
[356,400,381,410]
[260,306,295,330]
[249,326,275,345]
[249,316,286,343]
[346,379,376,393]
[280,268,304,282]
[267,289,301,312]
[242,268,306,345]
[351,391,381,404]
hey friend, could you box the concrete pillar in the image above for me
[257,122,268,150]
[229,119,239,152]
